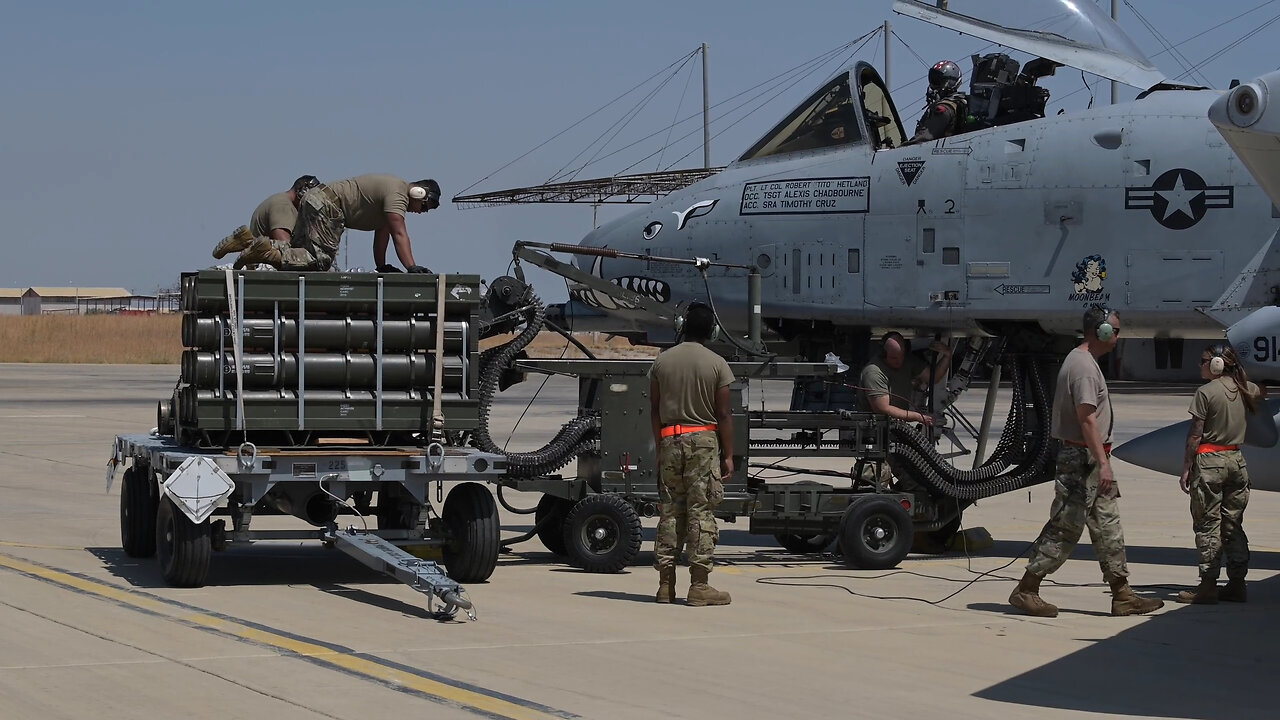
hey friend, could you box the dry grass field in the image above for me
[0,314,183,364]
[0,315,656,364]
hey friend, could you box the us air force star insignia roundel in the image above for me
[1124,168,1233,230]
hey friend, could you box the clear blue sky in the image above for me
[0,0,1274,297]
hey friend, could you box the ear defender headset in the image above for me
[1207,343,1228,377]
[1092,306,1116,342]
[673,301,721,342]
[409,180,442,207]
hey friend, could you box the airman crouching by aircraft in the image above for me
[857,332,951,493]
[1009,308,1165,618]
[908,60,969,144]
[226,174,440,272]
[1175,343,1264,605]
[211,175,320,261]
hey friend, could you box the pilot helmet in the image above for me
[928,60,963,95]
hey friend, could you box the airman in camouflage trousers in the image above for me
[1190,450,1250,584]
[1026,445,1129,582]
[237,184,344,270]
[1009,308,1163,618]
[655,431,723,575]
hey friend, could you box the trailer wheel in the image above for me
[442,482,500,583]
[535,494,574,556]
[838,496,912,570]
[563,494,641,573]
[156,496,211,587]
[121,465,158,558]
[774,533,833,554]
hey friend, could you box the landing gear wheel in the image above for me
[838,496,913,570]
[442,482,500,583]
[156,496,211,587]
[774,533,833,553]
[563,494,641,573]
[535,494,574,556]
[121,465,158,558]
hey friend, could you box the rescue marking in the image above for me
[0,552,576,720]
[994,284,1050,296]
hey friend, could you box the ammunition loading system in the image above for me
[111,248,1058,618]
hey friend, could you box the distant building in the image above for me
[1,287,137,315]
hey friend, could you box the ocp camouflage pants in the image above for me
[1026,444,1130,582]
[1190,449,1250,581]
[279,184,344,270]
[655,430,723,573]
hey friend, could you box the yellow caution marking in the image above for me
[0,552,573,720]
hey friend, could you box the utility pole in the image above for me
[883,20,892,92]
[701,43,711,169]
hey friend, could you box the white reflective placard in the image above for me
[163,456,235,524]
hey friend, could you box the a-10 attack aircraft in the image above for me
[542,0,1280,503]
[562,0,1276,349]
[1116,69,1280,490]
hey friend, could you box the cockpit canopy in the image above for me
[739,62,905,162]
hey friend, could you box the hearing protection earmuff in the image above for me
[1208,343,1228,377]
[409,181,441,206]
[1094,307,1116,342]
[409,186,441,202]
[674,301,721,342]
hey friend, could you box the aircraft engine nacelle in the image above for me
[1210,72,1280,209]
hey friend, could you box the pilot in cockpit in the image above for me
[907,60,969,144]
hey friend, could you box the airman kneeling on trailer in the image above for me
[212,175,321,263]
[649,302,734,606]
[216,174,440,272]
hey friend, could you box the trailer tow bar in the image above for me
[328,528,477,621]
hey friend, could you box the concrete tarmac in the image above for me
[0,363,1276,720]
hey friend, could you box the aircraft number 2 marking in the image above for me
[944,199,956,214]
[1253,336,1280,364]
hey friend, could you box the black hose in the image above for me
[888,356,1054,500]
[473,294,602,476]
[496,485,538,514]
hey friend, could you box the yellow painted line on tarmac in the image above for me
[0,540,83,551]
[0,552,574,720]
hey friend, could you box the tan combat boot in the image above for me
[656,566,676,604]
[1175,578,1219,605]
[233,238,283,270]
[1008,570,1058,617]
[687,566,731,607]
[212,225,255,259]
[1111,580,1164,616]
[1219,578,1247,603]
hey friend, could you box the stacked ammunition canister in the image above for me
[168,270,481,446]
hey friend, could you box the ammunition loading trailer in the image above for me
[110,269,504,620]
